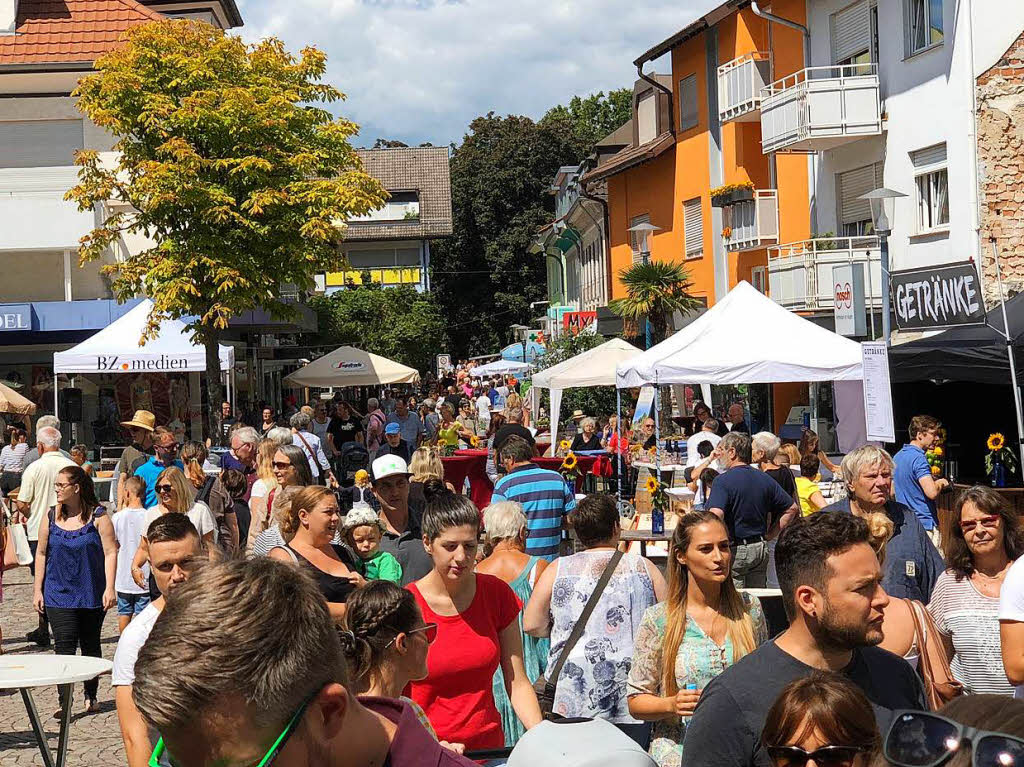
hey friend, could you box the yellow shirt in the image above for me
[19,451,77,541]
[795,476,821,516]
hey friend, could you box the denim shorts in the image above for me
[117,591,151,616]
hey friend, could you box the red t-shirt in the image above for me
[406,573,522,751]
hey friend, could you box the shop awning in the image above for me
[284,346,420,387]
[53,300,234,374]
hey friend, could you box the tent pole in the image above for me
[53,374,59,422]
[616,387,622,513]
[653,378,661,476]
[991,240,1024,469]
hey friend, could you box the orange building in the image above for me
[583,0,814,426]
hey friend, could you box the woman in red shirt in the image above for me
[407,482,542,752]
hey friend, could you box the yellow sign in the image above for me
[325,268,422,287]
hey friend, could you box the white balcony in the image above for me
[718,52,771,123]
[759,64,882,153]
[723,189,778,252]
[767,236,882,312]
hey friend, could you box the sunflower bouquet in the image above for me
[558,439,572,457]
[926,430,946,477]
[645,476,669,513]
[560,451,580,485]
[985,432,1018,482]
[470,435,480,448]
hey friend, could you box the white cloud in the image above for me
[234,0,709,147]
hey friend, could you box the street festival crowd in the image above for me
[5,361,1024,767]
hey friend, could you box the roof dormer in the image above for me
[0,0,17,35]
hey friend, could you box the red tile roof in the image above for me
[0,0,162,66]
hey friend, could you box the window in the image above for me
[831,1,877,72]
[905,0,943,56]
[678,74,698,132]
[837,162,883,237]
[0,120,84,168]
[683,198,703,259]
[912,143,948,232]
[637,91,657,145]
[751,266,767,294]
[630,214,651,263]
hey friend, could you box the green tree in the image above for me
[532,331,620,429]
[67,20,385,437]
[541,89,633,159]
[307,285,448,375]
[610,261,704,347]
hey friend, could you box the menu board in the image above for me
[861,341,895,443]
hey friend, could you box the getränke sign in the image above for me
[891,261,985,331]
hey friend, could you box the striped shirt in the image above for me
[0,442,28,472]
[491,463,576,561]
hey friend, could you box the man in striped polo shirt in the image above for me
[491,436,576,561]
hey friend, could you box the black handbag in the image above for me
[534,550,624,717]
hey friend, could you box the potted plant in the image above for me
[710,182,755,208]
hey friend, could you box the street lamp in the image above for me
[626,221,662,264]
[510,323,530,363]
[860,187,907,347]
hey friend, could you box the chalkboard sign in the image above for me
[891,261,985,331]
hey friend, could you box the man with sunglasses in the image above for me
[682,512,926,767]
[112,513,203,767]
[132,557,478,767]
[134,426,184,507]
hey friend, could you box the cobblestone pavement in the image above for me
[0,568,126,767]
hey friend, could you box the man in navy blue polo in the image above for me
[706,431,799,588]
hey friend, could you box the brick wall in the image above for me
[977,30,1024,301]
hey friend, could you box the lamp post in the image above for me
[626,220,663,349]
[860,188,907,347]
[510,323,529,364]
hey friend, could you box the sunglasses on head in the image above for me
[885,710,1024,767]
[960,515,1000,533]
[767,745,869,767]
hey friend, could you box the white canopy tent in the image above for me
[470,359,531,377]
[532,338,643,451]
[285,346,420,388]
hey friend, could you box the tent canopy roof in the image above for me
[533,338,642,390]
[616,281,864,388]
[284,346,420,388]
[470,360,531,377]
[53,300,234,374]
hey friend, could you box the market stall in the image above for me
[469,359,531,377]
[284,346,420,388]
[53,300,234,443]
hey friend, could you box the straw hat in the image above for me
[570,409,585,421]
[120,410,156,431]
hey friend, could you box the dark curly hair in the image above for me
[946,485,1024,581]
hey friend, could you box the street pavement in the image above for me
[0,567,126,766]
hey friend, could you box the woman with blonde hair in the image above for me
[268,484,363,620]
[505,392,530,428]
[408,447,456,506]
[627,511,768,766]
[180,441,236,552]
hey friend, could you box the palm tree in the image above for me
[609,260,703,347]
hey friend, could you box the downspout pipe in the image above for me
[578,177,614,306]
[636,62,675,135]
[751,1,811,70]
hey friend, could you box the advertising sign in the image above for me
[861,341,895,443]
[891,261,984,331]
[0,304,33,332]
[562,311,597,334]
[833,263,866,337]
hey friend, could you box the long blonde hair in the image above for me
[662,512,757,696]
[256,438,280,484]
[409,447,444,483]
[155,466,195,512]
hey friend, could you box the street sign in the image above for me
[861,341,895,443]
[436,354,451,377]
[833,264,866,337]
[891,261,984,331]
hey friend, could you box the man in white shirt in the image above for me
[289,411,336,487]
[476,384,492,426]
[686,418,722,469]
[113,513,202,767]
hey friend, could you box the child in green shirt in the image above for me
[343,505,402,584]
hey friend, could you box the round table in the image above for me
[0,654,112,767]
[447,449,494,510]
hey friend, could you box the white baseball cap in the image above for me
[371,454,411,482]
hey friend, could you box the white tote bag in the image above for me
[10,521,32,565]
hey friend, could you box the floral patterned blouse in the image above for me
[626,593,768,767]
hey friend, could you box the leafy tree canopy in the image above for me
[541,89,633,159]
[67,19,386,433]
[307,283,448,375]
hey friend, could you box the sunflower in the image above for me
[988,433,1006,452]
[562,453,578,470]
[470,435,480,448]
[932,445,943,458]
[645,476,660,494]
[559,439,571,451]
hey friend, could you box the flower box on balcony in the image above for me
[711,184,755,208]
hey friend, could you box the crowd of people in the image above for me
[9,391,1024,767]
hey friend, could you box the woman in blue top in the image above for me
[32,465,117,713]
[626,511,768,767]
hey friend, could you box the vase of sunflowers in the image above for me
[558,439,572,458]
[646,476,669,534]
[560,451,580,490]
[986,433,1017,488]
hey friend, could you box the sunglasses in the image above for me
[960,515,1000,533]
[156,443,180,452]
[155,484,174,494]
[272,461,293,470]
[885,710,1024,767]
[767,745,870,767]
[386,622,438,647]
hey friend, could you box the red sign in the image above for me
[562,311,597,334]
[834,282,853,309]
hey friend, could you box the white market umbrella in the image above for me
[285,346,420,388]
[470,359,531,377]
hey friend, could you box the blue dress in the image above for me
[44,507,106,610]
[492,556,550,746]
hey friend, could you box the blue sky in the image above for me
[235,0,705,148]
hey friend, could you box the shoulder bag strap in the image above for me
[905,598,939,708]
[545,550,624,697]
[294,430,315,459]
[197,476,215,505]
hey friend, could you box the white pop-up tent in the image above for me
[470,359,531,377]
[532,338,643,451]
[285,346,420,388]
[54,300,235,374]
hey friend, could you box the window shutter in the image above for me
[910,143,946,168]
[679,75,698,132]
[0,120,84,169]
[684,198,703,257]
[838,163,882,225]
[831,0,871,64]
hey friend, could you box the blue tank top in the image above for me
[44,507,106,610]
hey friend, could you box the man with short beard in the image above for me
[681,512,926,767]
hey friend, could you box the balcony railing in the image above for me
[759,64,882,153]
[767,236,882,311]
[718,52,771,123]
[723,189,779,252]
